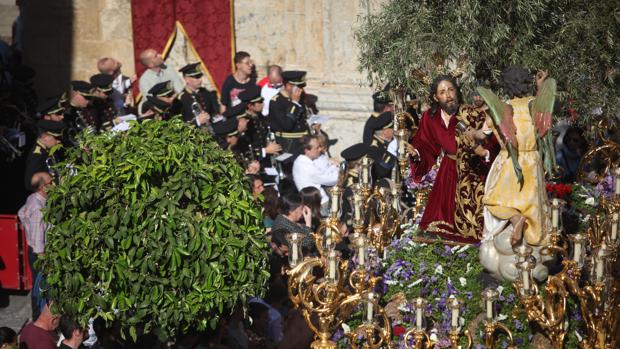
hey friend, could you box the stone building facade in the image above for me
[2,0,386,154]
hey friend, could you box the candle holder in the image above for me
[286,232,304,268]
[569,233,587,269]
[481,288,516,349]
[348,235,379,294]
[403,298,432,349]
[447,297,472,349]
[343,291,393,349]
[541,201,568,257]
[359,156,374,200]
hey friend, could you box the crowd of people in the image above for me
[0,42,592,348]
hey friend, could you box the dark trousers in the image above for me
[28,246,41,320]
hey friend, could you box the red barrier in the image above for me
[0,214,32,290]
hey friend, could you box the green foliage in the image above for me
[39,120,269,340]
[355,0,620,123]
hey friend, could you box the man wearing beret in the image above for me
[176,63,220,131]
[267,70,310,161]
[89,73,117,132]
[24,120,65,190]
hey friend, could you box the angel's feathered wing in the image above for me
[477,87,524,189]
[531,78,557,177]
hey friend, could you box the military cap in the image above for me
[140,99,154,115]
[223,102,250,119]
[179,62,203,78]
[213,117,239,137]
[148,81,174,97]
[89,74,114,92]
[372,83,392,104]
[369,111,394,131]
[146,96,172,114]
[36,119,65,137]
[238,85,263,103]
[282,70,306,88]
[71,80,93,97]
[340,143,370,162]
[37,96,65,116]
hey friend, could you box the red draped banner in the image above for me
[131,0,235,94]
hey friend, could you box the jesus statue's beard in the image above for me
[440,101,460,116]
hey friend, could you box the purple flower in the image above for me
[514,319,523,330]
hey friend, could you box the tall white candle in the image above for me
[451,306,459,328]
[486,300,493,321]
[615,176,620,195]
[331,194,339,215]
[415,307,423,331]
[362,166,369,185]
[329,258,336,280]
[522,268,530,291]
[595,258,604,282]
[366,300,374,322]
[292,241,299,264]
[358,246,365,266]
[612,213,618,241]
[354,196,361,221]
[552,199,559,228]
[573,242,582,265]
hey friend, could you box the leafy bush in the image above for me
[40,120,269,340]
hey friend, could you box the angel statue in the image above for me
[470,65,556,282]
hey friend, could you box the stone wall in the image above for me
[18,0,134,99]
[235,0,387,156]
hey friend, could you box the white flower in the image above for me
[447,277,452,285]
[466,263,472,274]
[459,277,467,287]
[429,329,438,342]
[398,303,411,312]
[435,265,443,275]
[585,197,596,206]
[385,280,398,285]
[497,313,508,321]
[408,279,423,288]
[584,214,591,222]
[575,331,583,342]
[342,323,351,334]
[451,245,460,253]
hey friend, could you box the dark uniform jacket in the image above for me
[267,92,309,134]
[24,141,53,190]
[175,87,219,125]
[368,135,396,181]
[90,98,116,132]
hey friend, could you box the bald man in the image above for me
[97,57,136,114]
[138,48,184,96]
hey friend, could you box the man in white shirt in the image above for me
[292,135,339,205]
[97,57,136,114]
[138,48,184,96]
[261,65,283,116]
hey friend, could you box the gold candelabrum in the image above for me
[286,232,392,349]
[359,156,374,201]
[315,186,345,256]
[401,296,476,349]
[513,195,620,349]
[480,288,516,349]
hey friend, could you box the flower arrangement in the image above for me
[335,226,584,348]
[546,182,573,199]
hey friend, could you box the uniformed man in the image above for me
[267,70,310,159]
[89,73,117,132]
[176,62,220,129]
[139,96,174,122]
[38,97,65,122]
[62,81,95,141]
[238,85,282,164]
[212,117,243,159]
[222,103,253,160]
[363,85,394,145]
[367,112,396,181]
[339,143,370,226]
[24,120,65,190]
[143,81,178,120]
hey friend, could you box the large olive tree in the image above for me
[40,120,269,340]
[355,0,619,122]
